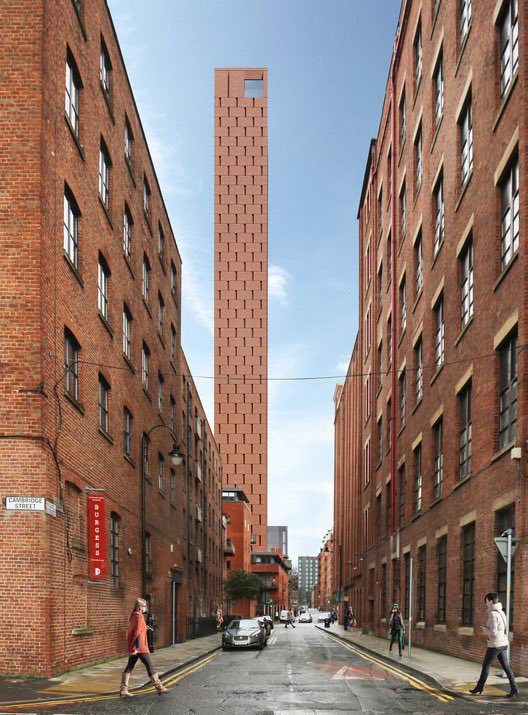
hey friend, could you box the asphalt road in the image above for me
[10,622,522,714]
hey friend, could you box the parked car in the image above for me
[222,618,267,650]
[257,615,274,634]
[317,611,331,623]
[299,612,312,623]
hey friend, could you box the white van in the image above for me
[279,610,289,622]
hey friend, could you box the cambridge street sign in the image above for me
[494,536,520,564]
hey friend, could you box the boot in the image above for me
[150,673,169,695]
[120,672,133,697]
[506,687,519,698]
[469,685,483,695]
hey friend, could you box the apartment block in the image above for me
[214,68,269,550]
[298,556,319,607]
[334,0,528,673]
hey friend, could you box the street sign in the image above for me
[88,495,107,579]
[494,536,520,564]
[5,497,45,511]
[45,500,57,517]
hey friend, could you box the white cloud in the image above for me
[336,359,350,373]
[268,265,290,303]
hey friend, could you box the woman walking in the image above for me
[469,592,518,698]
[388,603,405,657]
[120,598,169,697]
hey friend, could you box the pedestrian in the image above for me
[289,609,296,628]
[119,598,169,698]
[388,603,405,657]
[469,592,518,698]
[215,605,224,631]
[274,610,279,622]
[348,607,355,628]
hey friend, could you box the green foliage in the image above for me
[224,569,264,601]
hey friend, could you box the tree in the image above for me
[224,570,263,602]
[289,568,299,607]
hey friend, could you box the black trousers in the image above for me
[477,646,516,688]
[124,652,155,677]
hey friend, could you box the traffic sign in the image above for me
[494,536,520,564]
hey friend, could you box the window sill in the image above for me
[158,254,166,275]
[412,289,422,314]
[71,626,93,636]
[430,1,442,38]
[158,332,165,348]
[455,316,473,346]
[100,83,115,125]
[98,428,114,445]
[493,72,519,133]
[397,423,405,438]
[430,364,444,386]
[491,441,516,465]
[144,211,153,236]
[453,473,472,491]
[458,626,474,637]
[398,139,406,167]
[375,460,382,472]
[123,354,135,373]
[455,25,472,78]
[64,391,85,415]
[434,623,447,632]
[412,77,422,112]
[411,398,422,415]
[124,454,136,468]
[430,114,443,154]
[63,251,84,288]
[98,311,114,338]
[125,155,136,187]
[410,511,421,523]
[143,387,152,402]
[413,182,422,208]
[124,254,135,280]
[142,298,152,318]
[431,240,444,270]
[416,621,425,630]
[397,328,406,348]
[376,385,383,399]
[455,172,472,213]
[99,196,114,229]
[430,495,443,509]
[397,233,406,257]
[158,489,166,499]
[64,113,85,161]
[494,251,519,292]
[71,0,88,40]
[170,359,177,374]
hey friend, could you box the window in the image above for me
[377,416,383,463]
[417,545,426,621]
[500,156,519,270]
[244,79,263,98]
[158,223,165,259]
[65,50,81,136]
[415,232,423,296]
[437,536,447,623]
[434,297,445,368]
[460,98,473,187]
[98,374,109,433]
[122,305,132,359]
[142,343,150,391]
[158,453,164,492]
[365,305,372,355]
[99,140,111,210]
[433,177,444,256]
[63,188,80,268]
[399,466,405,527]
[142,254,150,304]
[400,278,406,333]
[381,563,387,618]
[376,493,382,534]
[414,444,422,514]
[500,0,519,97]
[145,533,151,575]
[123,205,133,261]
[364,439,371,486]
[400,90,406,148]
[386,478,391,536]
[99,38,112,100]
[433,53,444,127]
[97,253,110,321]
[143,177,151,219]
[378,341,383,390]
[415,338,423,402]
[459,382,472,478]
[157,372,164,413]
[170,396,175,432]
[170,468,175,504]
[462,522,475,625]
[387,231,393,284]
[415,126,422,193]
[64,329,80,400]
[388,150,392,198]
[171,261,177,297]
[400,371,406,427]
[460,239,474,326]
[404,552,410,618]
[387,319,392,369]
[496,505,515,625]
[499,332,518,448]
[400,183,406,241]
[124,407,132,456]
[392,559,398,604]
[460,0,472,48]
[378,190,383,240]
[433,419,443,500]
[414,21,423,89]
[365,374,371,420]
[142,433,150,479]
[124,115,133,163]
[110,512,120,589]
[170,323,176,361]
[157,292,164,337]
[377,262,383,313]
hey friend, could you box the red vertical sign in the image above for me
[88,494,106,579]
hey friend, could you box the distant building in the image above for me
[252,549,290,615]
[267,525,288,557]
[298,556,318,606]
[222,488,254,617]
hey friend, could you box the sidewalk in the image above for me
[316,623,528,704]
[0,633,221,705]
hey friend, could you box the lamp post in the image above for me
[141,424,184,599]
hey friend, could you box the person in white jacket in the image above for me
[469,592,518,698]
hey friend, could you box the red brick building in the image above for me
[0,0,221,675]
[316,532,334,610]
[214,68,269,550]
[251,549,290,615]
[222,487,255,616]
[334,0,528,673]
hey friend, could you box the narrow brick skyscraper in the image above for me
[214,69,268,550]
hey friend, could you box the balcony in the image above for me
[195,504,202,522]
[196,547,202,563]
[194,416,202,441]
[224,538,235,556]
[194,461,202,482]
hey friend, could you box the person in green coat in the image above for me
[388,603,405,657]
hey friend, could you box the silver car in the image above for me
[222,618,267,650]
[299,612,313,623]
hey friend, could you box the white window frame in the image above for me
[142,344,149,390]
[461,240,474,326]
[63,191,79,268]
[500,156,519,270]
[460,99,473,187]
[98,375,109,433]
[122,305,131,359]
[99,144,110,209]
[434,177,444,256]
[124,408,132,456]
[123,207,132,261]
[434,298,445,368]
[65,54,80,136]
[415,339,423,402]
[460,0,472,48]
[98,255,109,320]
[434,54,444,127]
[142,255,150,303]
[500,0,519,97]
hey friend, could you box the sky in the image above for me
[108,0,401,566]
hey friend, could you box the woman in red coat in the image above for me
[120,598,169,697]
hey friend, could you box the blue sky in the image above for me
[109,0,401,566]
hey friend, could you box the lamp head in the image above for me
[169,443,183,466]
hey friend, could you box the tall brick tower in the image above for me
[214,68,268,550]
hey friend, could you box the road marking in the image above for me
[0,651,221,711]
[332,665,385,681]
[322,632,454,703]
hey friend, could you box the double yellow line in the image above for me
[0,651,221,711]
[324,632,454,703]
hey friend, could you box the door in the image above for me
[171,582,178,645]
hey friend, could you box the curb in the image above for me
[315,625,527,706]
[0,642,222,708]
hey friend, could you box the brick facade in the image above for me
[334,0,528,674]
[0,0,221,675]
[214,68,269,550]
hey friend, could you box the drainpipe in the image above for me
[390,1,410,536]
